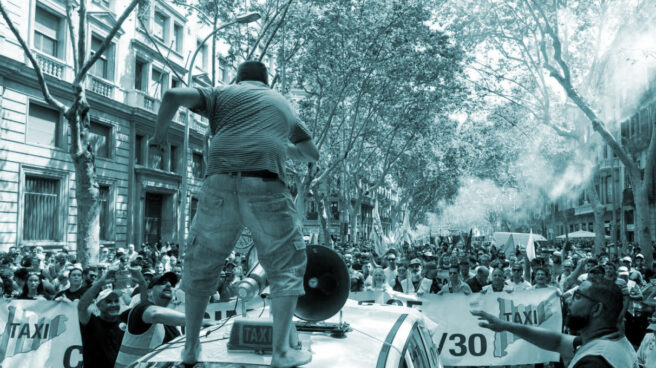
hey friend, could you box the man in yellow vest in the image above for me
[472,280,637,367]
[114,272,213,367]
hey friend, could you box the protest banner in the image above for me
[0,299,83,368]
[351,288,562,366]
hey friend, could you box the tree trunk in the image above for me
[314,191,331,247]
[588,176,606,255]
[612,159,619,244]
[69,110,100,266]
[632,174,653,268]
[349,198,361,243]
[211,14,217,86]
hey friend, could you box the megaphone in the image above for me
[295,245,350,322]
[237,262,267,302]
[228,245,351,352]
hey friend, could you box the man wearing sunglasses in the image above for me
[437,265,472,295]
[383,254,398,287]
[472,281,637,367]
[506,263,532,292]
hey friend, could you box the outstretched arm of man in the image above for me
[151,88,204,154]
[470,310,574,354]
[287,140,319,162]
[142,305,214,327]
[78,267,113,325]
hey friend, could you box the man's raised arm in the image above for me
[287,140,319,162]
[151,88,204,151]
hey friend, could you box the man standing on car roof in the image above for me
[151,61,318,368]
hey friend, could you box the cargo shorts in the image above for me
[181,173,307,298]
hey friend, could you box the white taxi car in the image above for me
[128,300,442,368]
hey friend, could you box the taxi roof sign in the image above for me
[228,318,273,353]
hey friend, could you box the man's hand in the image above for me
[148,135,167,159]
[470,310,508,332]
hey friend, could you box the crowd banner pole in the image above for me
[350,288,562,366]
[0,299,83,368]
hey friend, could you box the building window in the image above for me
[98,185,110,241]
[189,197,198,230]
[173,23,183,53]
[196,40,207,70]
[192,152,204,178]
[171,78,182,88]
[34,6,62,58]
[144,193,162,244]
[135,59,147,91]
[27,102,60,148]
[23,176,59,241]
[90,35,115,81]
[150,68,167,98]
[135,134,144,164]
[306,201,318,220]
[89,122,111,158]
[153,11,168,42]
[330,201,339,220]
[170,145,177,173]
[149,140,163,170]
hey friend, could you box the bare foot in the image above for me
[181,343,201,365]
[271,349,312,367]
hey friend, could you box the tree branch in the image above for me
[78,0,87,73]
[0,1,66,112]
[66,0,78,74]
[137,17,188,86]
[74,0,140,86]
[257,0,294,63]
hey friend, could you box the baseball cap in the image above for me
[622,256,632,263]
[636,253,644,259]
[116,247,126,255]
[409,258,422,266]
[423,251,433,257]
[147,271,178,289]
[95,288,120,305]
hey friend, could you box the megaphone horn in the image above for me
[295,245,350,322]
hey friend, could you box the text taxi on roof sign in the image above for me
[128,245,443,368]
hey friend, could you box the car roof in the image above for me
[131,300,428,368]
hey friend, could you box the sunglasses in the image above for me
[387,258,396,261]
[449,271,458,275]
[512,269,522,272]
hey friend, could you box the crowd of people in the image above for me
[2,236,655,367]
[0,241,249,367]
[333,237,656,367]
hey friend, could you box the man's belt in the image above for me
[222,170,278,179]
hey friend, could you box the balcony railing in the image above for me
[128,90,160,113]
[34,51,66,79]
[86,75,115,99]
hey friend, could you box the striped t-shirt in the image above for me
[191,81,312,183]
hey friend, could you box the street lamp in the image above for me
[178,12,261,255]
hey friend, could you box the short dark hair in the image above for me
[235,61,268,85]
